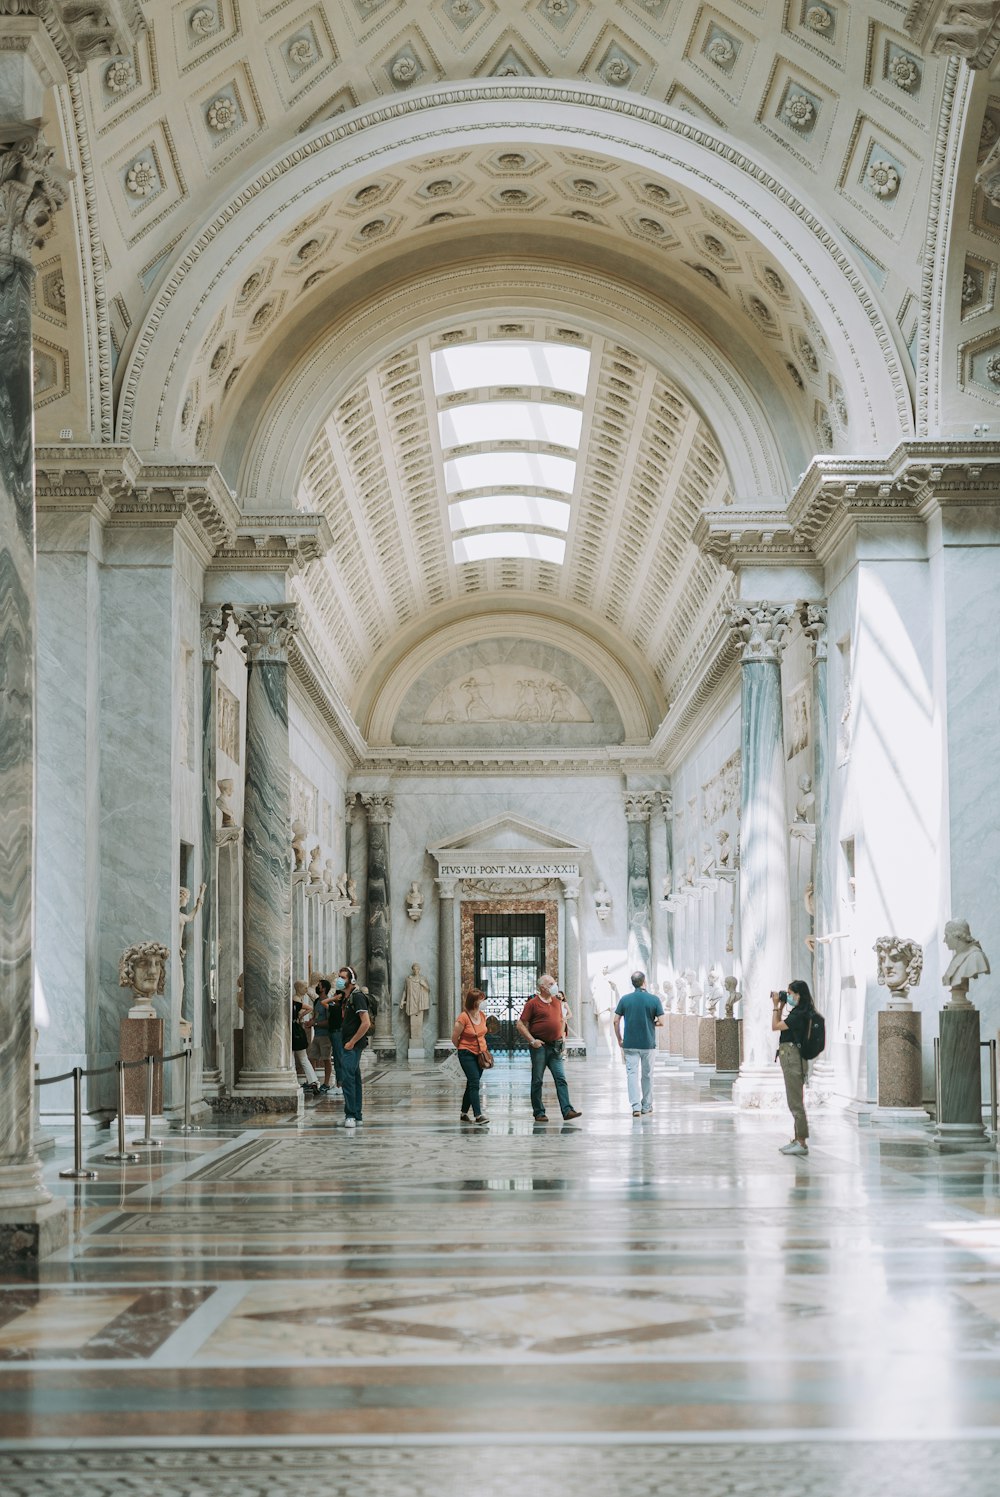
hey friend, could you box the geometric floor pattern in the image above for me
[3,1055,1000,1496]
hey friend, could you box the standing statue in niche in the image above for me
[120,941,170,1020]
[942,919,990,1009]
[874,935,924,1013]
[177,884,206,1021]
[323,860,336,892]
[591,965,619,1060]
[291,819,307,871]
[400,963,431,1045]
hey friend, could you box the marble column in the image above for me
[623,792,654,977]
[199,606,229,1095]
[561,876,583,1041]
[0,127,68,1254]
[660,792,675,987]
[361,793,394,1056]
[216,824,242,1093]
[437,877,458,1047]
[229,605,299,1109]
[345,793,362,974]
[800,602,837,1102]
[729,603,795,1110]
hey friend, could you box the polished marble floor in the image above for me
[4,1055,1000,1494]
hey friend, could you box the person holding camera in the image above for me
[772,979,815,1156]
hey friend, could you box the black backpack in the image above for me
[799,1011,826,1060]
[353,989,378,1023]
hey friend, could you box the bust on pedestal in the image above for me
[400,963,431,1059]
[935,920,990,1148]
[119,942,167,1114]
[873,936,925,1120]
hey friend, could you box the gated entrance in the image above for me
[473,912,545,1053]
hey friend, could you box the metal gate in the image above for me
[474,912,545,1053]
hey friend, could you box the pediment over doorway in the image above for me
[429,814,588,879]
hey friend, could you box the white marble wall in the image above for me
[386,775,633,1052]
[288,686,349,975]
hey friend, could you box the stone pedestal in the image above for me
[935,1005,986,1146]
[119,1017,163,1115]
[715,1017,741,1075]
[682,1014,699,1060]
[877,1010,923,1109]
[697,1017,717,1066]
[668,1013,684,1055]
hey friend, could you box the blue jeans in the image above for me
[530,1042,572,1118]
[341,1045,363,1120]
[458,1050,482,1116]
[331,1030,345,1087]
[624,1048,655,1112]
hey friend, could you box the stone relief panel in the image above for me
[217,680,241,763]
[785,679,811,759]
[290,768,318,833]
[393,638,624,748]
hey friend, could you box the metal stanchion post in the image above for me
[59,1067,98,1181]
[934,1036,941,1124]
[130,1054,163,1148]
[104,1062,141,1164]
[174,1046,200,1134]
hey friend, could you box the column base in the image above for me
[216,1077,302,1116]
[933,1121,988,1150]
[870,1105,932,1128]
[371,1042,397,1062]
[732,1068,788,1112]
[0,1199,68,1262]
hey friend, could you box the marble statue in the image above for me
[874,935,924,1012]
[400,963,430,1044]
[177,883,206,1019]
[119,940,170,1020]
[673,972,688,1014]
[700,843,715,878]
[706,964,726,1018]
[405,881,424,922]
[661,873,672,899]
[724,975,740,1019]
[216,777,237,828]
[716,828,732,868]
[347,876,357,904]
[594,882,612,922]
[335,871,349,899]
[291,819,307,871]
[308,845,323,885]
[794,773,815,823]
[683,968,702,1015]
[323,859,335,892]
[591,966,619,1059]
[942,919,990,1008]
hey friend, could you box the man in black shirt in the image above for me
[336,967,370,1128]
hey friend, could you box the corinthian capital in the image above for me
[0,130,68,264]
[361,792,393,825]
[728,602,795,664]
[231,603,298,663]
[797,601,828,665]
[200,603,231,666]
[623,792,655,823]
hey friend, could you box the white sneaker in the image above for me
[341,1118,357,1130]
[779,1140,808,1155]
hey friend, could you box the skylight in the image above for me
[453,533,567,565]
[438,401,582,450]
[444,452,576,494]
[432,341,590,396]
[448,495,571,532]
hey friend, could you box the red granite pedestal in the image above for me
[119,1017,163,1115]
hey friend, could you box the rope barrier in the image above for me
[38,1047,197,1183]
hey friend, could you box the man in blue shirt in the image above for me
[614,971,664,1118]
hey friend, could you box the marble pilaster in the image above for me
[199,606,228,1095]
[229,605,299,1109]
[729,603,795,1111]
[0,121,68,1254]
[660,792,674,989]
[561,876,583,1041]
[437,877,458,1046]
[361,793,394,1055]
[345,793,362,973]
[215,827,241,1093]
[799,602,837,1103]
[623,792,654,978]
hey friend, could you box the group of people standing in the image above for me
[291,967,371,1128]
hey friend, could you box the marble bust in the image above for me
[335,871,349,899]
[683,968,702,1014]
[723,975,740,1020]
[874,935,923,1013]
[673,972,688,1014]
[405,881,424,922]
[794,773,815,823]
[705,964,725,1018]
[716,828,732,868]
[291,819,307,871]
[594,882,612,921]
[216,777,237,828]
[942,919,990,1008]
[308,845,323,885]
[119,940,170,1020]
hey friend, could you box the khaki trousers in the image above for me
[778,1044,809,1139]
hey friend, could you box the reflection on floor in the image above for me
[3,1056,1000,1494]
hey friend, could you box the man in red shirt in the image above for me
[516,973,582,1123]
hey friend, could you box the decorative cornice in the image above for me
[208,512,332,574]
[692,510,802,568]
[0,2,144,76]
[232,602,299,664]
[34,442,140,515]
[906,1,1000,67]
[287,632,366,767]
[0,128,68,265]
[651,617,741,773]
[727,602,796,664]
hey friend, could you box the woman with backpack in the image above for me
[772,979,820,1156]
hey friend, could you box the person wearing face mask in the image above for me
[772,979,815,1156]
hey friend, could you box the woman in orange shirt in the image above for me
[451,988,490,1125]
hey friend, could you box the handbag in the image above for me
[465,1012,494,1069]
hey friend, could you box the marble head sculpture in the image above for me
[874,936,924,1007]
[119,941,170,1020]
